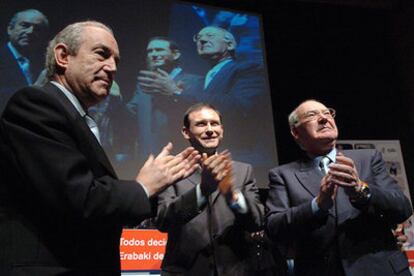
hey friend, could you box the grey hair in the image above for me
[45,21,113,80]
[216,26,237,58]
[199,26,237,58]
[288,99,321,128]
[288,109,299,128]
[8,9,49,29]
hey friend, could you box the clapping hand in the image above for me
[137,69,183,96]
[136,143,200,197]
[200,151,232,196]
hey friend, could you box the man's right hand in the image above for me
[200,152,231,196]
[138,69,182,96]
[316,174,337,211]
[136,143,200,197]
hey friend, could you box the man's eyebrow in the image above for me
[94,44,120,62]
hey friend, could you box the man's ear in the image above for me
[182,126,190,140]
[7,25,13,36]
[54,43,71,70]
[290,126,299,140]
[172,49,181,61]
[226,40,236,52]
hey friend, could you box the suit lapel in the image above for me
[43,83,116,177]
[186,167,221,204]
[0,45,27,85]
[187,169,201,186]
[204,60,234,94]
[295,159,323,197]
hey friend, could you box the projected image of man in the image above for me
[127,37,201,165]
[0,9,49,113]
[191,26,274,179]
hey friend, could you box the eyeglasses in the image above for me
[193,33,217,43]
[298,108,336,124]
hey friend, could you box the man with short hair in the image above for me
[0,21,199,275]
[266,99,412,276]
[0,9,49,113]
[156,103,266,276]
[127,37,201,165]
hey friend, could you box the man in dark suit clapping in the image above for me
[266,99,412,276]
[0,21,199,275]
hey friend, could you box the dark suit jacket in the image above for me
[0,83,153,275]
[127,70,201,164]
[266,149,412,276]
[0,44,44,115]
[0,44,29,114]
[156,161,265,276]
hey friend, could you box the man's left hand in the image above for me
[328,152,360,198]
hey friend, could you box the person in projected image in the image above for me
[266,99,412,276]
[155,103,281,276]
[89,80,136,174]
[127,37,201,166]
[0,9,49,114]
[189,25,273,175]
[0,21,200,275]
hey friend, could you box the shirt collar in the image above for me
[50,81,87,117]
[207,58,232,76]
[312,147,337,168]
[7,42,23,61]
[169,67,182,79]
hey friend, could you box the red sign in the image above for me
[405,250,414,267]
[120,229,167,271]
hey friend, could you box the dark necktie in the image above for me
[17,56,33,85]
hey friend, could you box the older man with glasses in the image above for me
[266,99,412,276]
[188,25,273,178]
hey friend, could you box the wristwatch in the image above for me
[350,180,371,203]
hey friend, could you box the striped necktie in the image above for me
[319,156,331,175]
[84,114,101,144]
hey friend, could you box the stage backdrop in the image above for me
[0,0,278,188]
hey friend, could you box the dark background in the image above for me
[189,0,414,201]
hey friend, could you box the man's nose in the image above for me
[105,57,117,73]
[198,37,208,44]
[25,25,34,34]
[318,116,328,124]
[205,124,214,135]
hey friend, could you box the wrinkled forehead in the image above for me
[81,26,120,56]
[296,100,327,115]
[198,26,225,37]
[15,11,47,25]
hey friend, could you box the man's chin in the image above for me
[202,147,217,156]
[90,90,109,104]
[195,144,218,156]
